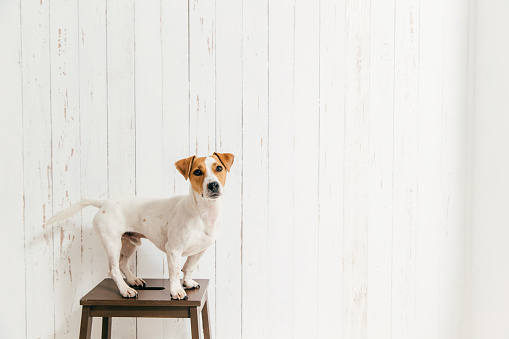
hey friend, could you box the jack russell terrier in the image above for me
[46,152,234,300]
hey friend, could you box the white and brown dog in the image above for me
[46,152,234,300]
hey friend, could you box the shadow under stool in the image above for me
[79,278,210,339]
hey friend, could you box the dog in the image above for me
[46,152,234,299]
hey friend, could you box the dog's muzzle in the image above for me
[207,182,221,198]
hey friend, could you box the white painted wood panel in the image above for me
[367,1,394,338]
[215,0,243,337]
[416,1,443,338]
[392,0,420,338]
[0,1,25,337]
[268,0,295,337]
[49,0,83,337]
[318,0,345,337]
[440,1,469,337]
[241,0,270,337]
[293,0,320,338]
[343,1,370,338]
[0,0,473,338]
[20,0,55,337]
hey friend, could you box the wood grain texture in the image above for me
[241,0,270,337]
[392,0,420,337]
[343,1,371,338]
[21,0,55,337]
[50,0,83,336]
[318,0,345,337]
[268,0,295,337]
[367,1,394,338]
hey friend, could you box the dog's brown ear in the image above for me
[213,152,235,172]
[175,155,196,180]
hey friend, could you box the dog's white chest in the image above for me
[182,225,216,257]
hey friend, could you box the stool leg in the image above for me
[202,294,211,339]
[190,306,202,339]
[102,317,112,339]
[79,306,92,339]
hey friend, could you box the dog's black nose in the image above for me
[207,182,220,193]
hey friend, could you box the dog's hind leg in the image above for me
[98,232,138,298]
[120,237,146,287]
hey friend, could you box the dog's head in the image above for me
[175,152,234,199]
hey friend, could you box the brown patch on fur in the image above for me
[143,219,146,222]
[102,210,105,213]
[211,154,228,187]
[213,152,235,172]
[175,155,196,180]
[188,156,207,196]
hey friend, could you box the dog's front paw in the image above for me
[183,279,200,290]
[170,285,188,300]
[121,286,138,298]
[128,277,146,287]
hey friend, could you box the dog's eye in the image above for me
[216,166,223,172]
[193,169,203,176]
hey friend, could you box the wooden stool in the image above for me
[79,278,210,339]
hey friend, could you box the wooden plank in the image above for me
[0,0,25,336]
[318,0,345,337]
[440,1,469,338]
[215,0,243,338]
[293,0,319,338]
[79,306,92,339]
[366,1,394,338]
[343,1,370,338]
[267,1,295,337]
[50,0,83,336]
[392,0,419,337]
[106,0,137,336]
[189,0,216,335]
[415,1,443,338]
[51,0,83,334]
[241,0,270,336]
[78,0,109,337]
[134,0,165,336]
[161,0,191,336]
[91,307,190,319]
[20,0,55,337]
[161,0,190,198]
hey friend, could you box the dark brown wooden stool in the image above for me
[79,278,210,339]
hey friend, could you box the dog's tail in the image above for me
[45,199,105,226]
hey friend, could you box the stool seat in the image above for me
[79,278,210,339]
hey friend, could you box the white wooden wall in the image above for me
[0,0,470,338]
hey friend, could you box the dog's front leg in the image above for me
[165,245,187,300]
[182,250,206,289]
